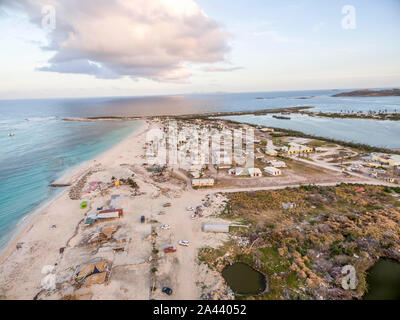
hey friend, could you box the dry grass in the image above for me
[200,184,400,300]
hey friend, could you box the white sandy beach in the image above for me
[0,119,229,300]
[0,115,395,301]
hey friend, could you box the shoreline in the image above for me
[0,114,398,300]
[0,120,147,264]
[61,106,313,122]
[0,115,398,300]
[300,110,400,121]
[61,104,400,125]
[217,117,400,154]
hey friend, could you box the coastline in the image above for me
[301,110,400,121]
[0,120,147,264]
[218,117,400,153]
[61,106,313,122]
[0,114,398,300]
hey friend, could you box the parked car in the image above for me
[186,206,194,211]
[160,224,170,230]
[163,202,172,208]
[164,246,177,253]
[162,287,173,295]
[191,214,196,220]
[178,240,189,247]
[158,210,166,215]
[140,216,145,223]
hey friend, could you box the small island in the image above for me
[333,89,400,97]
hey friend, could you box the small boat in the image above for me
[8,132,15,137]
[272,115,291,120]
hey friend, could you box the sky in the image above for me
[0,0,399,99]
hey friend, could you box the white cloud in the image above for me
[4,0,230,81]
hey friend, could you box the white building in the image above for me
[228,167,246,176]
[247,168,262,177]
[263,166,282,176]
[228,167,262,177]
[202,224,230,233]
[268,160,287,168]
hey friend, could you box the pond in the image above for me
[363,259,400,300]
[222,262,267,295]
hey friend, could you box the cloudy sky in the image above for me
[1,0,399,99]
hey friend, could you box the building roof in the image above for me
[248,168,262,175]
[268,160,286,166]
[263,166,281,174]
[192,178,215,185]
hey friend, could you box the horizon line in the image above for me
[1,86,399,102]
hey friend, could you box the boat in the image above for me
[272,115,291,120]
[8,132,15,137]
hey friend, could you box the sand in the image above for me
[0,117,390,300]
[0,120,229,300]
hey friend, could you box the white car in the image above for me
[186,206,194,211]
[160,224,170,230]
[178,240,189,247]
[191,214,197,220]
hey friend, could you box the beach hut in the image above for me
[228,167,246,176]
[247,168,262,177]
[263,167,282,176]
[268,160,287,168]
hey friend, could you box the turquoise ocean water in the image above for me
[0,89,399,249]
[0,115,141,249]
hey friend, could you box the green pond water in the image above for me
[363,259,400,300]
[222,263,266,295]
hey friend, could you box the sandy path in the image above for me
[292,156,397,183]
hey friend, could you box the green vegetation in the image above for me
[264,128,400,155]
[199,184,400,300]
[223,119,400,155]
[120,177,139,189]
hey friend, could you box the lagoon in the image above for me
[219,113,400,149]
